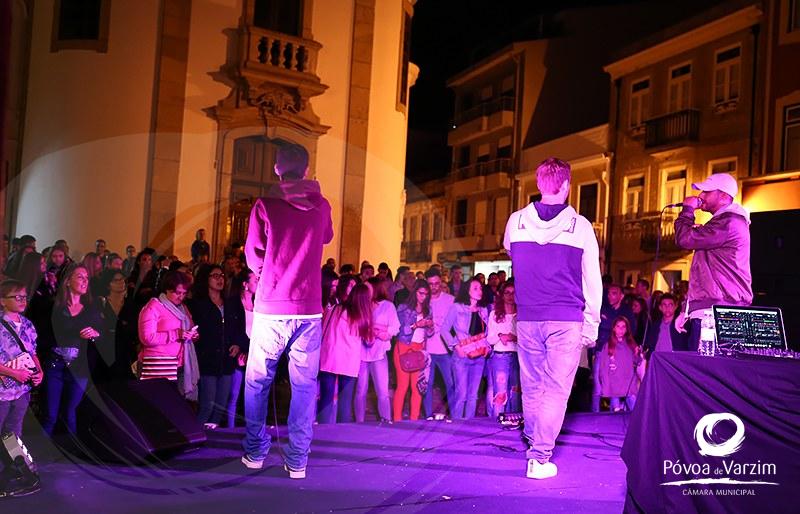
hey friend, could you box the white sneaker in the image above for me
[526,459,558,479]
[241,454,264,469]
[284,463,306,479]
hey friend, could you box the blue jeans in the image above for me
[42,359,89,436]
[317,372,356,424]
[226,367,244,428]
[451,355,485,419]
[489,352,520,416]
[355,358,390,422]
[243,318,321,469]
[0,392,30,437]
[197,374,232,425]
[517,320,583,463]
[423,353,454,417]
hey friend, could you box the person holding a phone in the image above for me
[138,271,199,395]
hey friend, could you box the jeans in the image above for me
[197,374,232,425]
[610,395,636,411]
[393,342,424,420]
[42,359,89,435]
[318,372,356,424]
[226,367,245,428]
[355,358,390,422]
[517,320,583,463]
[422,353,454,418]
[243,318,321,470]
[489,352,520,416]
[0,392,30,437]
[451,354,486,419]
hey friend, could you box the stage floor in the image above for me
[16,413,629,513]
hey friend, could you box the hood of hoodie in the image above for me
[519,202,578,245]
[267,179,325,211]
[714,202,751,224]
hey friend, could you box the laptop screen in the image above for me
[713,305,787,351]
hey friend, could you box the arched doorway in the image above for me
[227,135,283,248]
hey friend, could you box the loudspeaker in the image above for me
[77,379,206,463]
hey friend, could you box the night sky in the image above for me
[405,0,730,184]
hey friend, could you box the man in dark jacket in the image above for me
[643,293,688,355]
[674,173,752,351]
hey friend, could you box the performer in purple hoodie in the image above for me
[241,143,333,479]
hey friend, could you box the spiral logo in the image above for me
[693,413,746,457]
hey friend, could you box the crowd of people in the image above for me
[0,226,691,454]
[1,145,744,487]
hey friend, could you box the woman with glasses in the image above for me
[42,264,104,436]
[138,270,198,388]
[393,279,434,421]
[96,269,135,381]
[187,265,239,429]
[487,279,520,417]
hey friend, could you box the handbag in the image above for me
[0,319,39,389]
[399,347,426,372]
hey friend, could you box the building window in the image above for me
[668,63,692,112]
[709,157,737,175]
[501,75,515,97]
[476,144,490,164]
[253,0,302,36]
[433,213,443,241]
[577,183,599,223]
[782,104,800,171]
[497,135,512,159]
[480,85,493,101]
[458,146,470,168]
[409,216,418,242]
[396,7,412,110]
[51,0,111,53]
[420,214,430,241]
[629,78,650,128]
[623,175,645,218]
[661,169,687,208]
[791,0,800,31]
[454,199,468,237]
[714,46,741,105]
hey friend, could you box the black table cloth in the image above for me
[622,352,800,514]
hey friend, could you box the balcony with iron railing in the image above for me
[450,158,512,182]
[448,96,515,145]
[452,96,515,127]
[644,109,700,150]
[401,240,432,262]
[614,212,688,254]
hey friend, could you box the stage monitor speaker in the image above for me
[77,379,206,463]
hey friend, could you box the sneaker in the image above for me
[204,423,219,430]
[241,454,264,469]
[284,463,306,479]
[526,459,558,479]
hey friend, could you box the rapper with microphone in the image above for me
[671,173,752,351]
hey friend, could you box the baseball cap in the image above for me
[692,173,738,198]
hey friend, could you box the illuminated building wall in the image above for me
[12,0,415,267]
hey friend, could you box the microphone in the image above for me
[663,202,684,209]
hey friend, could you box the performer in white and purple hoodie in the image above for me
[503,157,602,480]
[241,143,333,479]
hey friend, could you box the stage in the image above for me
[14,413,628,513]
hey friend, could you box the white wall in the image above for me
[360,0,408,269]
[173,0,242,261]
[17,0,160,257]
[310,0,355,263]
